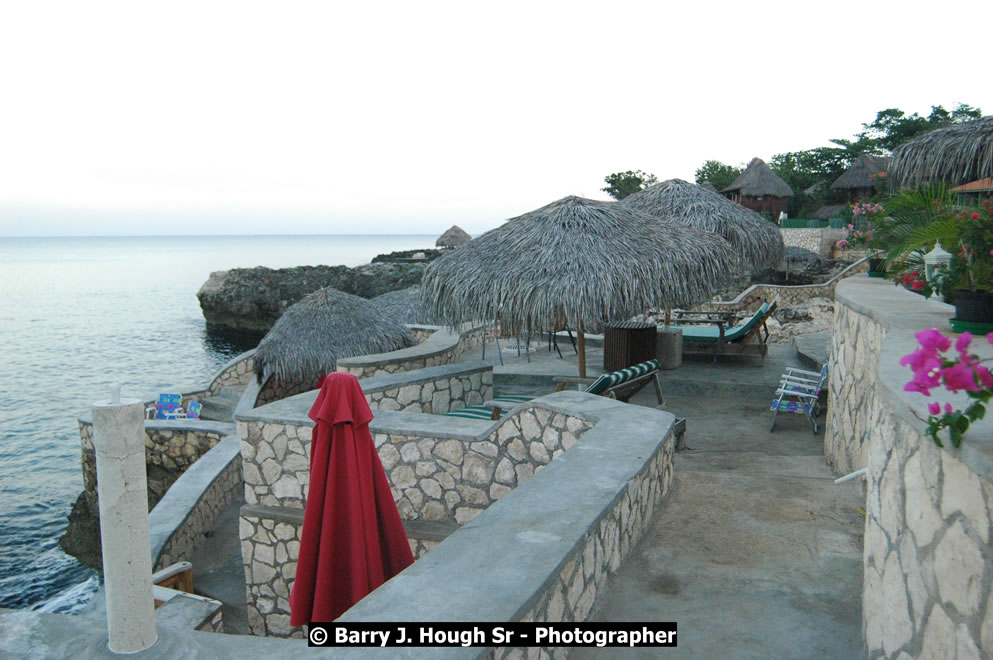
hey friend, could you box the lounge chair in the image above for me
[186,401,202,420]
[670,300,778,364]
[769,363,829,433]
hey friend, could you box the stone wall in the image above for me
[77,418,233,511]
[336,324,488,379]
[780,227,845,257]
[206,350,256,396]
[255,374,321,408]
[150,435,244,571]
[695,257,869,314]
[825,296,885,478]
[829,278,993,658]
[237,398,594,637]
[361,362,493,414]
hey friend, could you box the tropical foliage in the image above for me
[601,170,659,200]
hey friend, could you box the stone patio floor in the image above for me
[192,338,865,657]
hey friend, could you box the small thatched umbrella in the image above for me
[889,115,993,188]
[621,179,785,273]
[722,157,794,198]
[436,225,472,248]
[371,287,440,325]
[421,196,734,376]
[254,287,415,384]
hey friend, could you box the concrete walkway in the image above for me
[573,360,864,658]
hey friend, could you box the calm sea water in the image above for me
[0,234,436,613]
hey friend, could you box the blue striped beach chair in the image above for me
[769,363,829,434]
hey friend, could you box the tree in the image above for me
[693,160,742,192]
[601,170,659,200]
[857,103,983,152]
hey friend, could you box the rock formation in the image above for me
[197,262,426,335]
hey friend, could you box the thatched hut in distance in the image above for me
[436,225,472,248]
[831,154,889,202]
[722,157,793,220]
[698,181,719,193]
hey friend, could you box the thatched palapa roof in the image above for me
[621,179,785,270]
[436,225,472,248]
[699,181,719,193]
[722,158,793,197]
[889,115,993,188]
[831,154,890,190]
[813,204,847,221]
[371,286,440,325]
[254,287,415,384]
[421,195,734,338]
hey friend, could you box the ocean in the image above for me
[0,234,437,613]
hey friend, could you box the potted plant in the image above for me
[944,200,993,328]
[835,202,885,275]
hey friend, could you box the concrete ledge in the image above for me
[836,278,993,480]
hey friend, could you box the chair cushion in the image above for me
[675,303,769,344]
[586,359,660,395]
[445,405,506,420]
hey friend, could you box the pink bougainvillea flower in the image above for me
[941,363,981,393]
[847,224,854,231]
[928,401,941,416]
[970,212,980,220]
[955,331,973,354]
[903,273,914,285]
[988,332,993,345]
[911,281,925,290]
[836,239,848,248]
[976,365,993,389]
[915,328,951,353]
[944,402,953,415]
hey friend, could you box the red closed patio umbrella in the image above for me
[289,372,414,625]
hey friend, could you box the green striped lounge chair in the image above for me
[769,363,829,434]
[671,300,778,364]
[446,359,665,422]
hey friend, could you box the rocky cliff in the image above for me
[197,262,426,334]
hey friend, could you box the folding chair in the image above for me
[769,363,828,434]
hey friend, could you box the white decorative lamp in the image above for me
[923,241,953,300]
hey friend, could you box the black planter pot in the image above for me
[868,257,886,278]
[954,290,993,324]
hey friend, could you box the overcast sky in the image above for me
[0,1,990,237]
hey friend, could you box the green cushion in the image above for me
[587,359,660,395]
[445,405,505,420]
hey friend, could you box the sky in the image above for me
[0,0,991,237]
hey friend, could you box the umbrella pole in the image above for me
[664,309,672,327]
[577,325,587,378]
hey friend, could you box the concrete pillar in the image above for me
[92,394,158,654]
[657,327,683,370]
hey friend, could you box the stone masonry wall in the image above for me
[831,280,993,658]
[491,432,674,659]
[78,421,229,510]
[364,369,493,414]
[825,297,885,478]
[207,351,256,396]
[337,326,487,379]
[255,374,322,408]
[153,443,244,571]
[238,405,595,637]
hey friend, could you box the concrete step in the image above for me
[200,396,237,422]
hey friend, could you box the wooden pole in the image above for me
[577,325,587,378]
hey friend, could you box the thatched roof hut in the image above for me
[831,155,889,201]
[723,158,794,198]
[621,178,785,272]
[421,195,734,376]
[699,181,719,193]
[436,225,472,248]
[722,157,793,220]
[889,115,993,188]
[254,287,415,384]
[371,286,440,325]
[813,204,847,221]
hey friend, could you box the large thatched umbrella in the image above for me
[889,115,993,188]
[621,179,785,272]
[421,195,734,376]
[254,287,415,384]
[371,287,440,325]
[436,225,472,248]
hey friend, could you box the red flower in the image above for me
[911,280,925,290]
[971,212,980,220]
[903,273,914,284]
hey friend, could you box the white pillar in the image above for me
[92,394,158,654]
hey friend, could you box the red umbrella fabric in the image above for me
[289,372,414,625]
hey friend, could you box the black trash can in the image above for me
[603,321,657,372]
